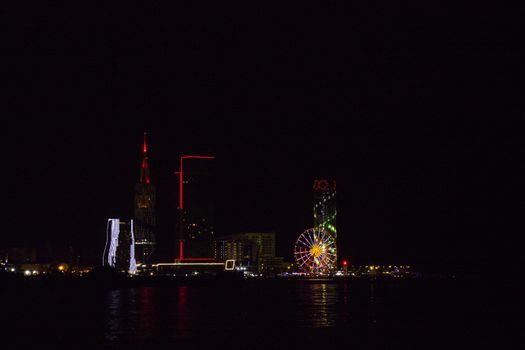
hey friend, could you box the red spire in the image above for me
[140,132,150,184]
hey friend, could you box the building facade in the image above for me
[177,156,215,259]
[213,238,253,262]
[102,218,137,273]
[213,232,283,273]
[134,133,156,264]
[313,179,337,269]
[240,232,276,259]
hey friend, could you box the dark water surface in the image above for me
[2,278,520,349]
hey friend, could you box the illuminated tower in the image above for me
[313,179,337,269]
[175,156,215,259]
[133,133,156,264]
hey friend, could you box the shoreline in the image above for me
[0,272,475,291]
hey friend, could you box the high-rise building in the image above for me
[102,218,137,273]
[133,133,156,264]
[313,179,337,268]
[176,156,215,259]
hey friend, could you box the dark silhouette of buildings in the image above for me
[176,156,215,259]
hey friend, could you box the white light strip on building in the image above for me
[102,219,111,266]
[129,219,137,273]
[106,219,120,267]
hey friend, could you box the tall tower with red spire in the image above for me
[134,132,156,264]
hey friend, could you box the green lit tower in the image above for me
[133,132,156,264]
[313,179,337,268]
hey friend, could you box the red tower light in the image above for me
[342,260,348,266]
[140,132,151,184]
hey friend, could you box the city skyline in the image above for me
[2,124,491,273]
[3,2,519,275]
[2,3,520,348]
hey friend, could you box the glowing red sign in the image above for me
[313,179,329,191]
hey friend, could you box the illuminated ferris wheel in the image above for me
[294,227,337,273]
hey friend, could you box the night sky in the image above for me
[3,2,523,273]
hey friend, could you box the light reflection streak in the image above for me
[105,289,121,341]
[305,283,339,328]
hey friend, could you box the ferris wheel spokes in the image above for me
[293,227,337,273]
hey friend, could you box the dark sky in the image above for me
[3,2,523,273]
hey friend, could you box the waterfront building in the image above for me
[259,256,287,274]
[241,232,276,258]
[213,238,252,262]
[312,179,337,269]
[102,218,137,273]
[213,232,284,272]
[176,156,215,259]
[134,133,156,264]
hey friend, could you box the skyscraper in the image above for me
[102,218,137,273]
[176,156,215,259]
[313,179,337,268]
[133,133,156,264]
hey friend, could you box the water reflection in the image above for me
[103,282,357,341]
[105,287,155,341]
[369,282,377,325]
[5,278,489,347]
[175,286,188,331]
[342,281,351,322]
[105,289,121,341]
[138,287,154,338]
[302,283,341,328]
